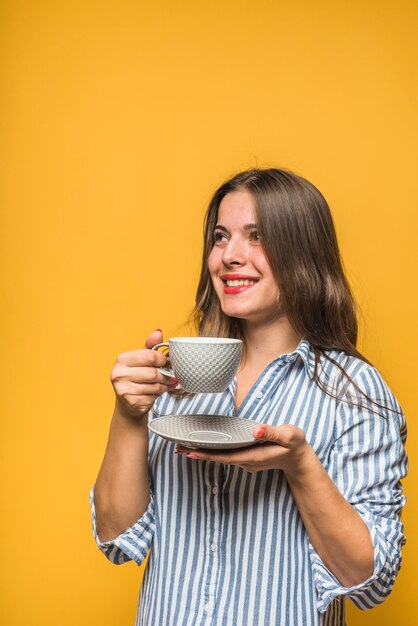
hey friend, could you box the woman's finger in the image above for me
[176,445,266,465]
[253,423,306,448]
[114,381,174,397]
[112,365,173,385]
[144,329,164,349]
[115,349,167,368]
[176,441,288,468]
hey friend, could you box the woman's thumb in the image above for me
[144,328,163,349]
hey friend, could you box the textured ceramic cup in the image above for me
[151,337,242,393]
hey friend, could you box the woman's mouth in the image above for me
[221,275,259,294]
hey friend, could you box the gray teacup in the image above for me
[152,337,242,393]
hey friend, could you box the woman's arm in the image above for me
[94,330,174,542]
[94,404,152,542]
[282,432,375,587]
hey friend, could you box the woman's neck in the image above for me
[235,317,302,410]
[241,316,302,368]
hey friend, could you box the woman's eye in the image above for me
[213,231,228,243]
[249,230,261,242]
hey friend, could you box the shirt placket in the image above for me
[199,461,222,624]
[238,357,297,420]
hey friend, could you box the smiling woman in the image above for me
[91,168,407,626]
[196,169,358,355]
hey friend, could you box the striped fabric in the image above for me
[90,339,407,626]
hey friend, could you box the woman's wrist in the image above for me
[112,401,150,432]
[284,442,320,484]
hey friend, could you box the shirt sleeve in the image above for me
[309,365,407,613]
[90,484,156,566]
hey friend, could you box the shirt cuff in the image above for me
[90,485,156,566]
[310,504,386,613]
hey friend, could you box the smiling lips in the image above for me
[221,274,259,294]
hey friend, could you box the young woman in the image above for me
[91,169,407,626]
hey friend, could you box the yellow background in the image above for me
[1,1,416,624]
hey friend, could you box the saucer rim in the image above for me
[148,413,258,449]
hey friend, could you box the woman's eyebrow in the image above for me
[214,223,258,231]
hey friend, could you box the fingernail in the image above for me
[169,378,180,387]
[254,427,266,439]
[154,328,162,332]
[187,454,200,459]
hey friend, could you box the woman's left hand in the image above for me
[176,423,315,476]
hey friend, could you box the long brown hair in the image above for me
[195,169,363,351]
[193,168,382,407]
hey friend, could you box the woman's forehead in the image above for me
[217,190,256,225]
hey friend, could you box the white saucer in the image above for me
[149,414,258,449]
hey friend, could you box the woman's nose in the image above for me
[222,237,246,266]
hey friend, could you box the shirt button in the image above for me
[255,391,263,399]
[204,603,212,613]
[212,486,219,495]
[210,543,217,552]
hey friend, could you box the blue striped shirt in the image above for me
[91,339,407,625]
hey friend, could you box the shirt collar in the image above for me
[227,338,316,395]
[286,338,316,380]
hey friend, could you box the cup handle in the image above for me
[151,342,175,377]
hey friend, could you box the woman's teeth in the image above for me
[226,279,257,287]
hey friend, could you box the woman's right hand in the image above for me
[110,329,176,419]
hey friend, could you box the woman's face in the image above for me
[208,190,282,325]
